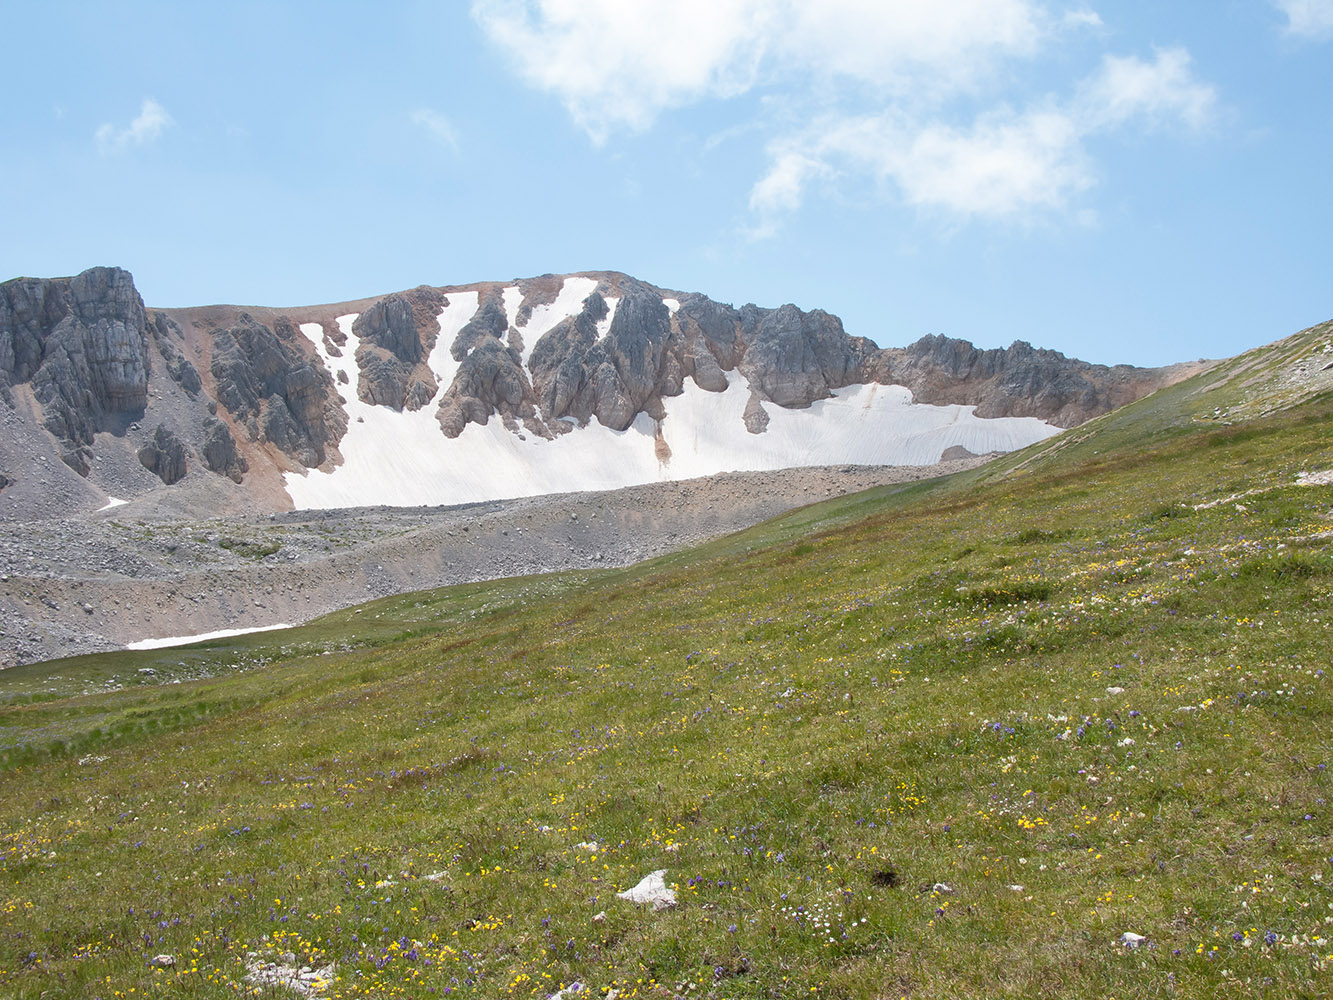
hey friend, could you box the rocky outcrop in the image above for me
[438,292,537,438]
[209,314,347,468]
[0,267,151,473]
[738,303,875,407]
[435,273,1177,441]
[137,425,188,485]
[151,313,202,395]
[352,288,444,411]
[866,335,1173,428]
[200,416,248,483]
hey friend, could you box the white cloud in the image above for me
[472,0,773,142]
[96,98,172,153]
[1077,48,1216,131]
[474,2,1220,230]
[748,47,1213,228]
[1062,8,1103,29]
[753,105,1088,224]
[1272,0,1333,39]
[472,0,1043,140]
[749,150,834,216]
[411,108,460,150]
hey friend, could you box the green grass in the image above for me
[2,333,1333,998]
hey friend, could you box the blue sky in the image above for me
[2,1,1330,367]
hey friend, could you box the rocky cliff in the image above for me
[0,266,1196,517]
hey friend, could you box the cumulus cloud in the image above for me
[1272,0,1333,38]
[474,2,1220,229]
[1062,7,1103,29]
[752,106,1088,224]
[749,47,1213,227]
[96,98,172,153]
[411,108,460,150]
[472,0,1042,140]
[1076,48,1216,131]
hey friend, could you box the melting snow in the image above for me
[596,296,620,341]
[516,276,598,367]
[501,285,522,330]
[286,287,1060,510]
[285,366,1058,509]
[126,623,293,650]
[97,496,129,512]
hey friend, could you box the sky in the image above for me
[1,1,1330,367]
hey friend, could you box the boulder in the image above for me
[201,416,247,482]
[137,425,187,485]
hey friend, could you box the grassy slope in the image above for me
[1,324,1333,999]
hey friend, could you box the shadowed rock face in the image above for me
[138,425,187,485]
[437,290,537,438]
[0,267,153,473]
[865,334,1172,427]
[210,314,347,468]
[432,273,1180,442]
[353,289,443,411]
[201,416,248,483]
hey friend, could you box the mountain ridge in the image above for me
[0,266,1198,518]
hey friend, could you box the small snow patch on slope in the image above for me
[429,291,481,390]
[501,285,522,330]
[126,623,293,650]
[596,297,620,341]
[517,276,598,368]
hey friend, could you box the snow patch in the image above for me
[97,496,128,512]
[126,623,293,650]
[501,285,522,330]
[516,276,598,368]
[662,297,680,314]
[596,297,621,341]
[283,374,1058,510]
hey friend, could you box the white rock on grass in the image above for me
[244,954,336,995]
[1120,932,1147,949]
[617,869,676,910]
[151,954,175,968]
[1106,686,1126,695]
[550,982,585,1000]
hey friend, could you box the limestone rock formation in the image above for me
[0,266,152,474]
[137,425,188,485]
[209,314,347,467]
[866,334,1171,428]
[352,288,443,411]
[151,313,202,395]
[201,416,247,483]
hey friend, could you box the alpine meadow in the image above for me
[2,318,1332,999]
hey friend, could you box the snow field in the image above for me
[284,276,1061,509]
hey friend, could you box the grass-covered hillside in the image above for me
[2,321,1333,999]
